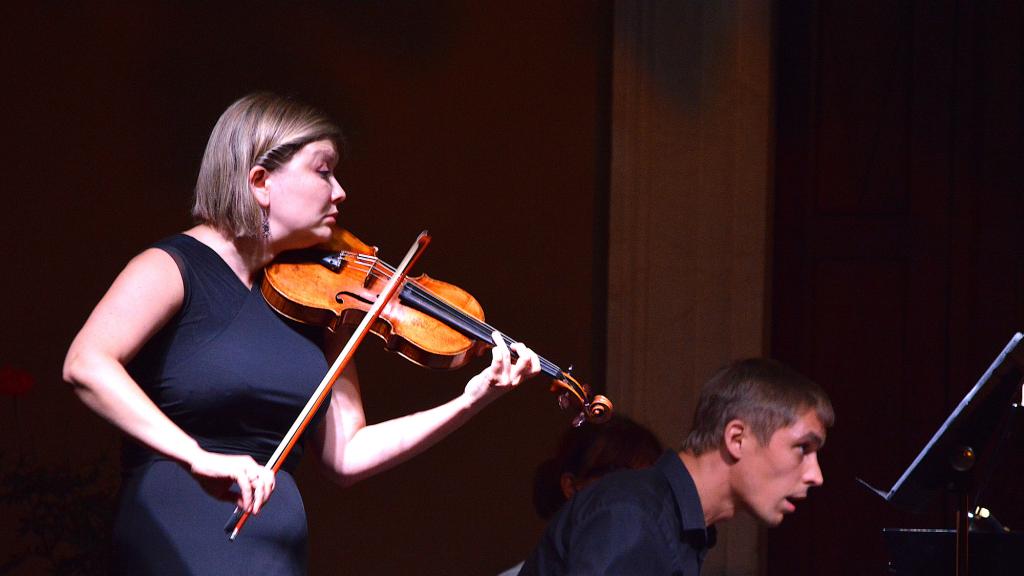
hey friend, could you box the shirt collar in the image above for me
[655,450,716,548]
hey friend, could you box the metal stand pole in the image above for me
[955,491,970,576]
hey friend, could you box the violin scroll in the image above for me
[586,395,614,423]
[553,369,614,427]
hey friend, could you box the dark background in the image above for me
[2,2,611,574]
[1,2,1022,575]
[769,1,1024,575]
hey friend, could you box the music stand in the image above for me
[860,332,1024,576]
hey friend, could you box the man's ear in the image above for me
[723,419,747,461]
[249,165,271,208]
[559,473,577,500]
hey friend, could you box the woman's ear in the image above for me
[723,419,747,461]
[249,165,271,208]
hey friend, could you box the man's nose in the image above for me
[805,453,824,487]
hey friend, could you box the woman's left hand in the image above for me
[463,331,541,405]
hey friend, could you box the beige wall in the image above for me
[608,2,773,574]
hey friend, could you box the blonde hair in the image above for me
[192,92,342,237]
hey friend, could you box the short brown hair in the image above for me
[191,92,343,237]
[681,358,834,455]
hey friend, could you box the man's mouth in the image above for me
[783,495,805,512]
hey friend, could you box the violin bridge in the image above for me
[363,260,378,289]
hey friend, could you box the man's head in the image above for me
[682,358,834,525]
[532,414,663,519]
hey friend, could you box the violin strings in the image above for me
[333,251,570,383]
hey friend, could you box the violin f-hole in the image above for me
[335,291,375,306]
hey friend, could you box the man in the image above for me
[518,358,834,575]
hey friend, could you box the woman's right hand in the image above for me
[188,451,276,514]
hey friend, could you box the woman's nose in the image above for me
[332,178,347,203]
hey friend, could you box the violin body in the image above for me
[263,228,489,370]
[262,227,611,426]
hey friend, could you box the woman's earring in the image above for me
[262,207,271,240]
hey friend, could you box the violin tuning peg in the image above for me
[557,392,571,410]
[571,411,586,428]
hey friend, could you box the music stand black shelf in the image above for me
[882,528,1024,576]
[860,333,1024,576]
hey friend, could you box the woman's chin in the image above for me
[312,225,335,243]
[275,229,327,252]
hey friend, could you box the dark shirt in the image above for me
[114,234,330,575]
[519,450,716,576]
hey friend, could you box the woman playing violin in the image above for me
[62,92,541,575]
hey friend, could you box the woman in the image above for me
[63,92,540,574]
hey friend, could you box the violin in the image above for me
[227,229,613,541]
[261,227,613,426]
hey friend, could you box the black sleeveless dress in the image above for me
[113,234,330,575]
